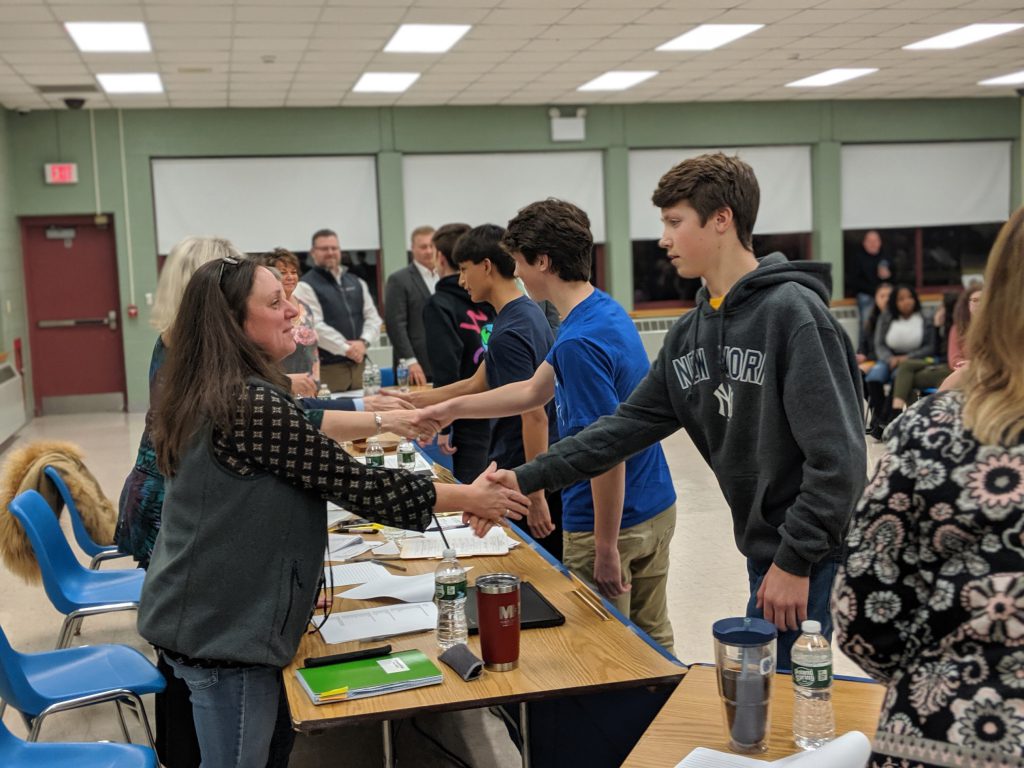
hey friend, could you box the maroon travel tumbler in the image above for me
[475,573,521,671]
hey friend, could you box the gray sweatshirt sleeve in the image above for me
[775,322,867,575]
[513,345,682,495]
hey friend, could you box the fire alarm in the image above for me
[127,304,139,319]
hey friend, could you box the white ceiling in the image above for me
[0,0,1022,111]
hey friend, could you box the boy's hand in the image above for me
[756,564,809,631]
[526,492,555,539]
[594,548,630,599]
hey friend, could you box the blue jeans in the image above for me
[745,557,839,672]
[165,656,292,768]
[864,360,891,384]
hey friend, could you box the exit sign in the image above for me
[44,163,78,185]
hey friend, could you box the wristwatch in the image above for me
[373,412,383,434]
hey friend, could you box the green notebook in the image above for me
[296,649,443,704]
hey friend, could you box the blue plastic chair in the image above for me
[7,491,145,649]
[43,466,133,570]
[0,623,163,748]
[0,716,155,768]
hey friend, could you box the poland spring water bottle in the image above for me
[791,619,835,750]
[435,548,468,651]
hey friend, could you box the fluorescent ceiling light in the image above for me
[353,72,420,93]
[786,68,877,87]
[97,73,163,94]
[65,22,151,53]
[384,24,471,53]
[903,23,1024,50]
[657,24,763,51]
[979,69,1024,86]
[578,71,658,91]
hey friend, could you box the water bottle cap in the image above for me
[441,548,456,559]
[712,616,777,646]
[801,620,821,634]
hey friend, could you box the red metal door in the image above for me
[21,215,126,415]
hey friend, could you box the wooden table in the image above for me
[623,665,886,766]
[284,527,684,765]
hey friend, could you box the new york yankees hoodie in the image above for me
[514,253,866,575]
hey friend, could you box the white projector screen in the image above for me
[841,141,1011,229]
[151,156,380,254]
[402,151,606,242]
[629,146,813,239]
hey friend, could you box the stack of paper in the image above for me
[319,602,438,645]
[338,572,436,603]
[675,732,872,768]
[399,527,516,559]
[296,649,442,704]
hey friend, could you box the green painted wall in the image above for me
[2,98,1021,411]
[0,109,30,419]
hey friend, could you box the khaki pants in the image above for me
[320,360,364,393]
[563,504,676,652]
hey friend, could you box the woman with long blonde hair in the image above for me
[834,206,1024,768]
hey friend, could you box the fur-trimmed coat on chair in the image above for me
[0,440,116,583]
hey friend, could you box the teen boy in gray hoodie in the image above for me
[487,153,866,668]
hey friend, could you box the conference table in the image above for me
[622,664,886,766]
[284,510,685,767]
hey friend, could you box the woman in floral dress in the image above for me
[835,206,1024,768]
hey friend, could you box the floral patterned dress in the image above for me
[835,390,1024,768]
[280,296,320,381]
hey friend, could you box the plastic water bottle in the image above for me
[435,548,468,651]
[364,436,385,468]
[397,438,417,471]
[362,359,380,395]
[396,358,410,392]
[791,620,835,750]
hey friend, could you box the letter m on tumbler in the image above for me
[498,604,518,621]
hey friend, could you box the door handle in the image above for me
[38,310,118,331]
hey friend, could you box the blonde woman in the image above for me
[835,207,1024,768]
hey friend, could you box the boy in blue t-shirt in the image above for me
[421,201,677,650]
[404,225,562,559]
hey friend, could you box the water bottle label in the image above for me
[366,454,385,467]
[435,578,467,601]
[400,450,416,464]
[792,663,832,689]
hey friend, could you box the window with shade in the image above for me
[840,141,1010,293]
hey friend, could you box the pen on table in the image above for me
[304,644,392,668]
[566,571,612,619]
[571,589,611,621]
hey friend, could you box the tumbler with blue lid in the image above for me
[712,617,777,753]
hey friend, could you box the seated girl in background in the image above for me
[855,281,893,373]
[865,284,935,438]
[835,206,1024,768]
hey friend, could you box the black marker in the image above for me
[303,644,392,668]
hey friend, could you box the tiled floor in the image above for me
[0,411,885,765]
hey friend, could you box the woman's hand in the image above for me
[381,409,440,439]
[459,462,529,530]
[288,373,317,398]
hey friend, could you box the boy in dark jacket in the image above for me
[486,153,866,667]
[422,223,496,483]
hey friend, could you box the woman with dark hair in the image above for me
[864,284,936,438]
[835,207,1024,768]
[137,257,528,767]
[856,281,893,371]
[889,283,983,416]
